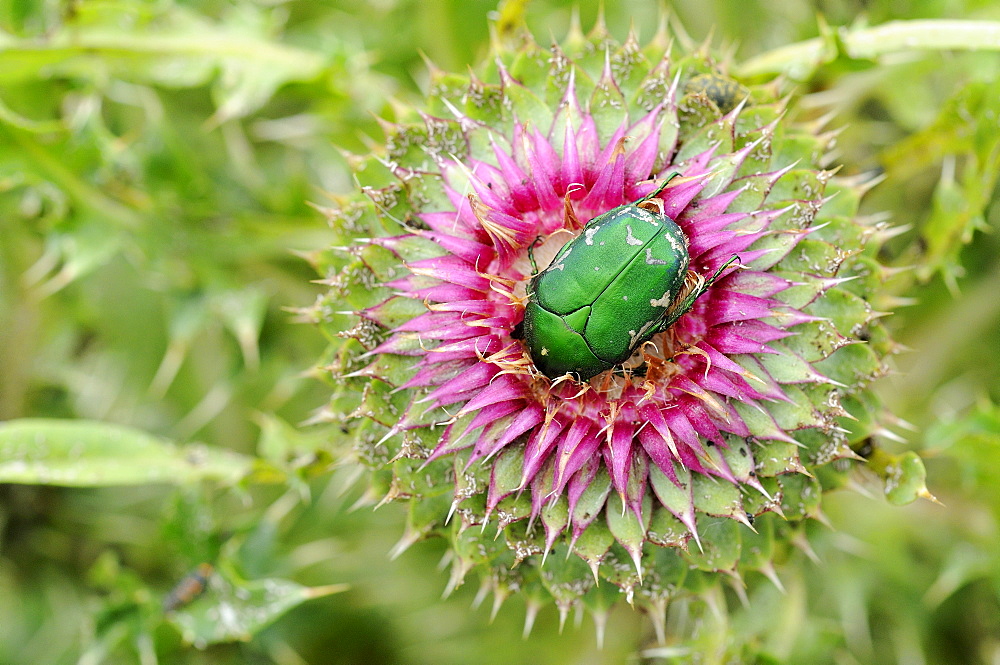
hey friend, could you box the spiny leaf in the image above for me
[0,2,328,123]
[167,571,346,645]
[881,80,1000,287]
[0,419,251,486]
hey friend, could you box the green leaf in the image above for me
[167,570,347,645]
[214,287,269,371]
[881,80,1000,287]
[738,20,1000,80]
[25,221,125,297]
[254,412,330,466]
[0,419,251,486]
[0,2,328,123]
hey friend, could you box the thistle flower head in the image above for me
[310,18,922,636]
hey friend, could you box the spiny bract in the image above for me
[307,15,926,640]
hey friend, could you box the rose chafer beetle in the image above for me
[521,173,737,380]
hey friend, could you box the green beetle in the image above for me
[521,174,736,380]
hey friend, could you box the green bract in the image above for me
[522,175,706,380]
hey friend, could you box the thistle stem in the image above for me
[737,19,1000,80]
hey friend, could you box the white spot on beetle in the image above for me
[627,320,658,347]
[584,227,600,245]
[625,225,643,246]
[622,295,628,301]
[635,209,659,226]
[650,290,673,308]
[594,266,600,271]
[645,248,668,265]
[541,347,549,356]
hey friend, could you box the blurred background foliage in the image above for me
[0,0,999,663]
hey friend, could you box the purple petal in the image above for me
[560,123,584,192]
[401,282,484,302]
[552,420,601,496]
[636,418,678,476]
[704,327,781,355]
[624,107,664,182]
[526,126,562,209]
[406,267,487,296]
[401,360,471,390]
[472,401,544,465]
[417,229,494,265]
[465,399,526,433]
[581,150,626,211]
[427,336,502,363]
[576,115,601,176]
[418,361,497,406]
[521,418,567,488]
[457,374,533,415]
[680,187,743,220]
[724,270,792,298]
[605,418,635,499]
[706,291,782,325]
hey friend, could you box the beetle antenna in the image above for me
[703,254,742,289]
[657,255,742,334]
[683,254,741,308]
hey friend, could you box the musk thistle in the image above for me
[309,16,926,639]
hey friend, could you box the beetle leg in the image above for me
[658,271,705,332]
[701,254,742,290]
[526,236,544,274]
[639,171,681,204]
[657,254,741,332]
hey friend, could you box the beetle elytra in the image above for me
[521,174,737,380]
